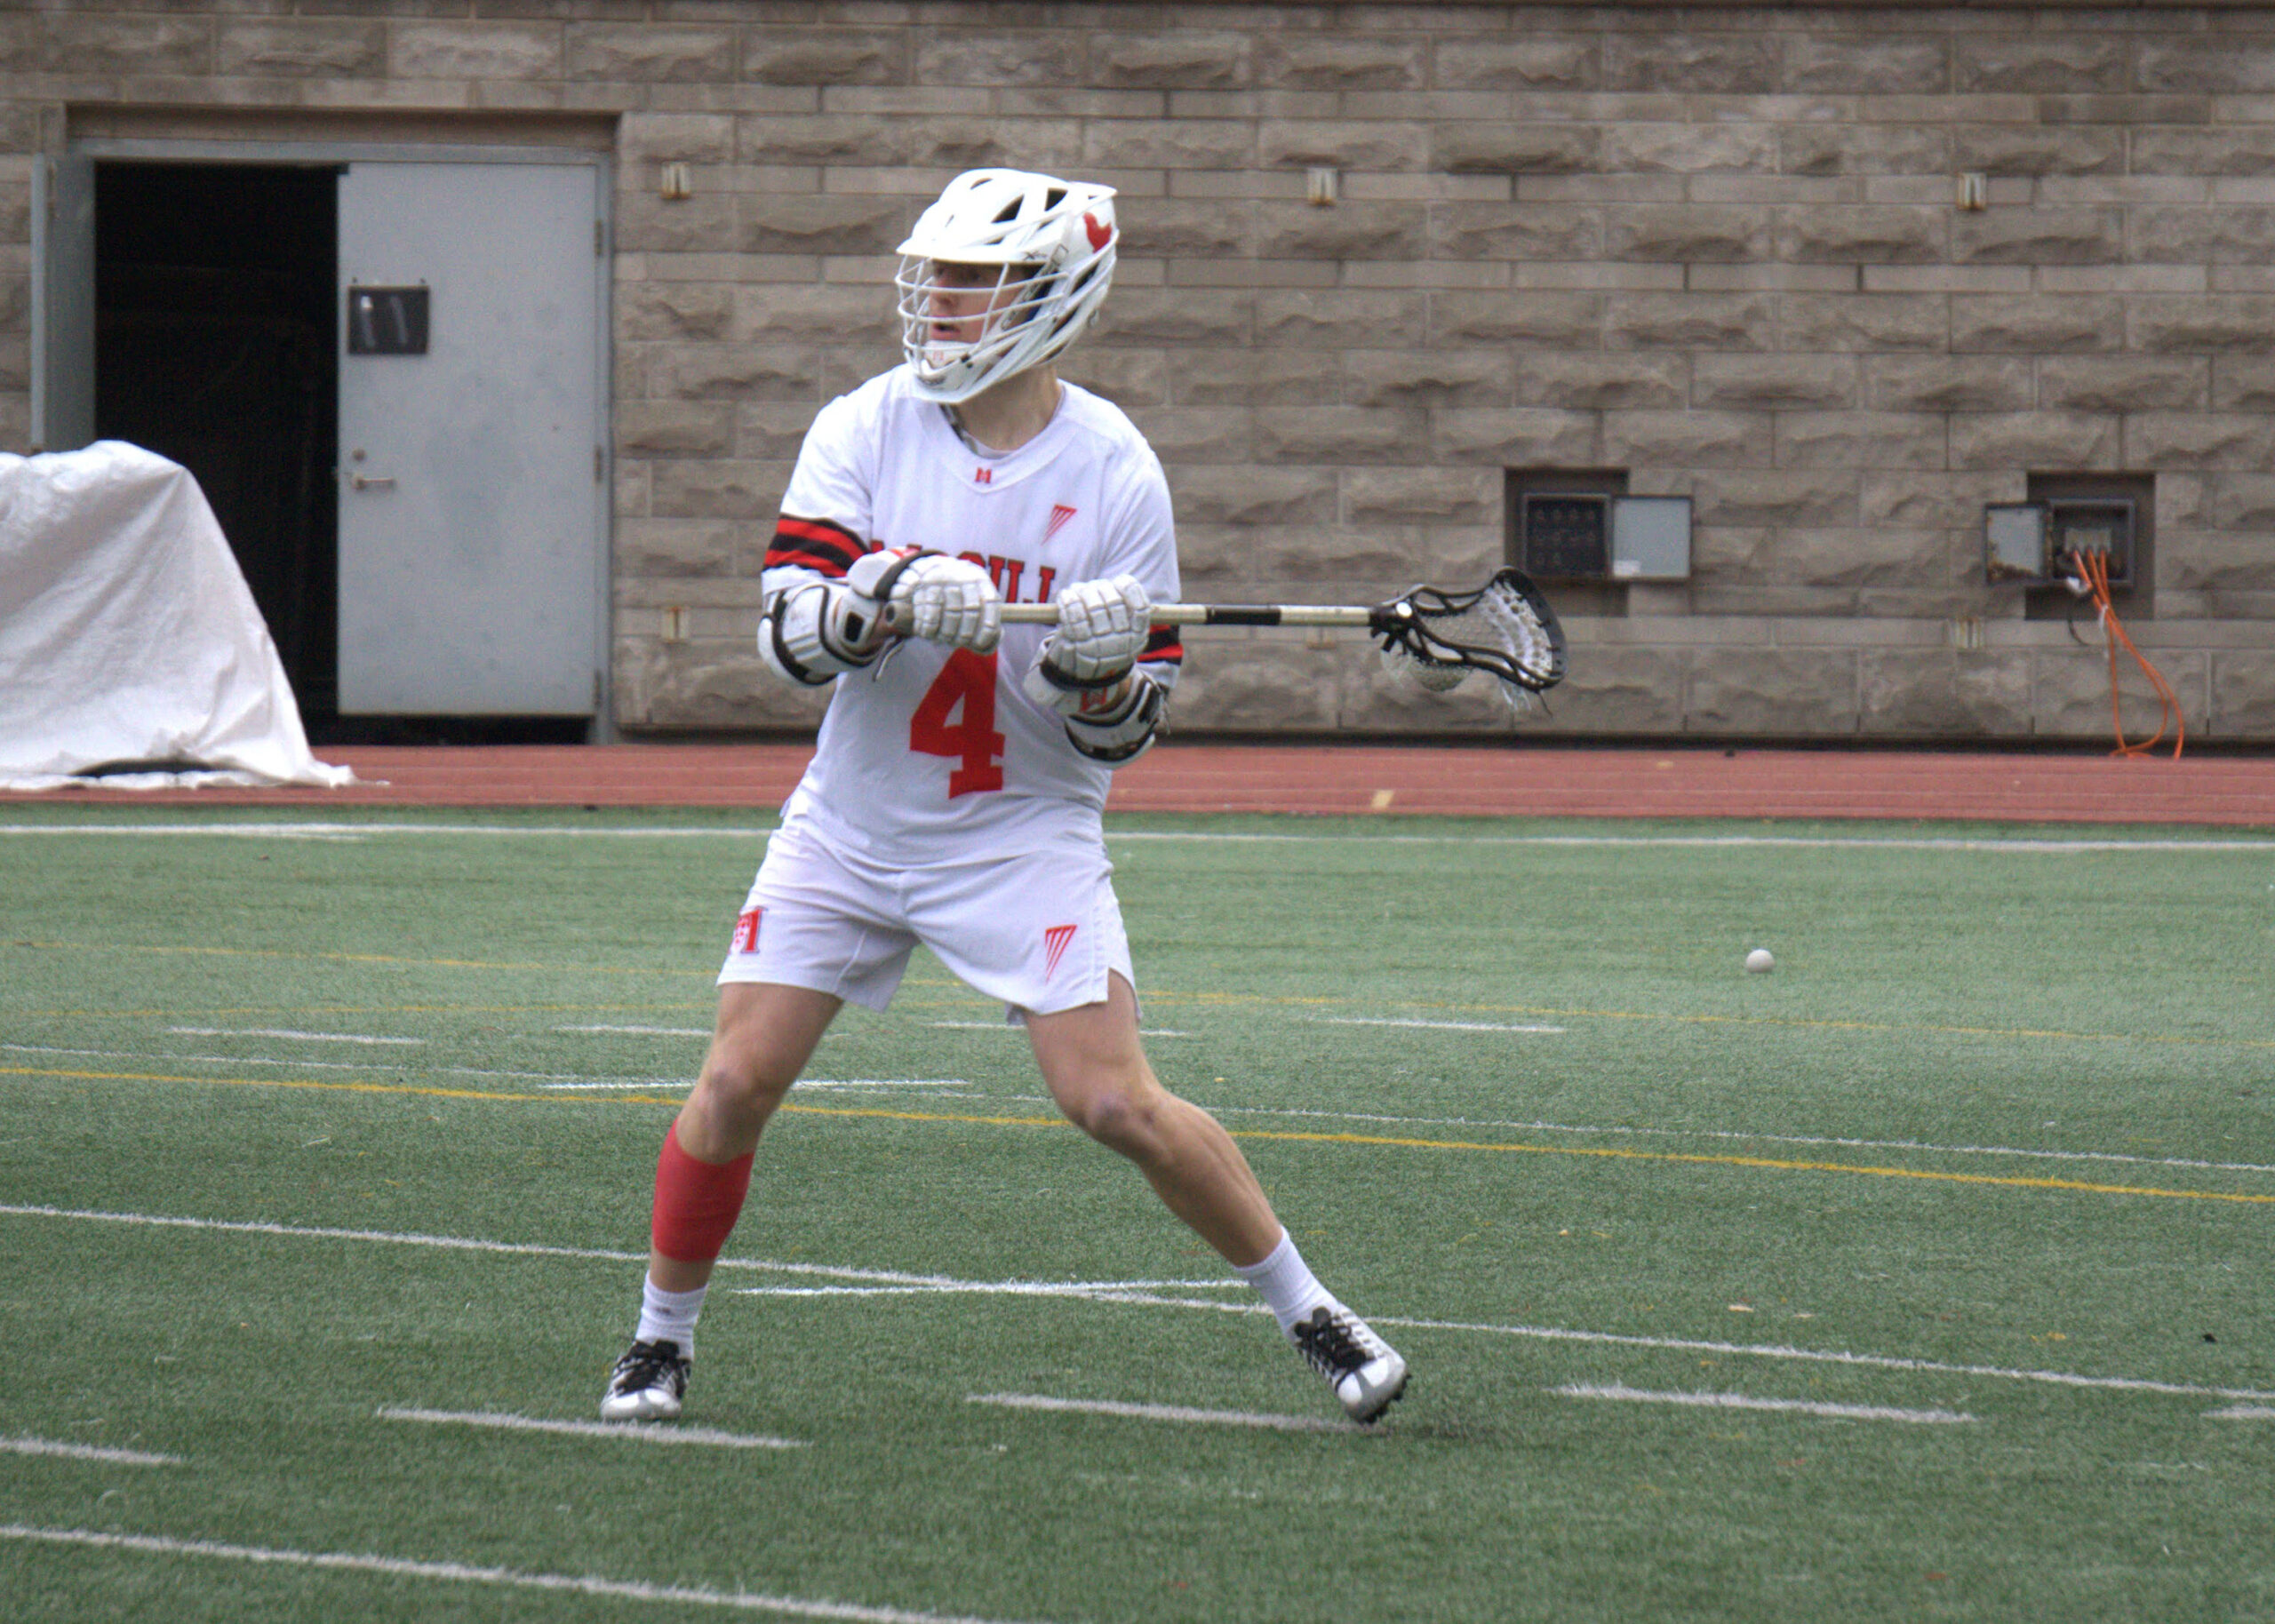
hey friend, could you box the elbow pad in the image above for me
[1061,667,1165,764]
[757,581,882,686]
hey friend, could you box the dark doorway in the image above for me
[94,162,340,718]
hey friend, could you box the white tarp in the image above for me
[0,441,352,791]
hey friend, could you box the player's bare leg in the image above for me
[1027,972,1279,1264]
[602,981,840,1421]
[649,981,842,1290]
[1026,973,1409,1421]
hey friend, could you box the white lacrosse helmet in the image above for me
[893,168,1118,404]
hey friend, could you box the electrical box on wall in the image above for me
[1984,499,2135,587]
[1518,492,1692,582]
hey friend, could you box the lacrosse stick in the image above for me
[890,568,1567,710]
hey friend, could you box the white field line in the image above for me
[165,1028,424,1047]
[3,1042,693,1090]
[11,1203,2271,1407]
[1362,1308,2275,1405]
[2207,1405,2275,1421]
[0,1524,1043,1624]
[926,1022,1191,1038]
[966,1392,1358,1434]
[555,1024,711,1038]
[0,824,379,840]
[7,821,2271,854]
[1193,1099,2275,1181]
[0,823,778,840]
[735,1278,1234,1300]
[2,1042,945,1097]
[1553,1383,1973,1425]
[0,1203,1238,1296]
[539,1079,971,1095]
[12,1037,2275,1180]
[1320,1017,1566,1034]
[1,1435,181,1467]
[794,1079,973,1091]
[377,1408,804,1450]
[1044,1286,2275,1407]
[530,1079,691,1092]
[1108,832,2275,854]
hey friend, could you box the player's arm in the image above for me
[1019,444,1182,760]
[761,534,1004,684]
[755,515,892,685]
[1020,573,1166,763]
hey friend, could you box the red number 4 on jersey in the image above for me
[909,649,1006,797]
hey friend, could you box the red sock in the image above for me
[651,1122,754,1263]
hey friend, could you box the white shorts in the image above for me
[718,820,1135,1020]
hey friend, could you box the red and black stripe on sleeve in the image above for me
[764,515,866,579]
[1138,623,1184,668]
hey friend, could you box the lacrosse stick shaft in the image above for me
[882,601,1380,633]
[993,602,1374,627]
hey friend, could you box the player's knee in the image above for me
[1061,1082,1164,1158]
[694,1041,796,1122]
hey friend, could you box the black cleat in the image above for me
[1290,1304,1409,1424]
[600,1338,690,1421]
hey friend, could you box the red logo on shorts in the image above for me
[1042,923,1078,980]
[732,908,762,953]
[1045,504,1078,542]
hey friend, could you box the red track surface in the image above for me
[4,742,2272,825]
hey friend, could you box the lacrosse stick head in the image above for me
[1373,569,1567,712]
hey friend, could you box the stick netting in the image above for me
[1377,569,1568,712]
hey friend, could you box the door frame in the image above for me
[42,135,617,738]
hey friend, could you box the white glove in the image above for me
[1022,574,1152,716]
[846,547,1002,653]
[1043,574,1151,676]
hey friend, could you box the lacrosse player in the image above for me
[602,169,1409,1426]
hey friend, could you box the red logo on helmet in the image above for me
[1082,212,1112,251]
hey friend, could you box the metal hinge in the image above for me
[595,219,605,256]
[595,445,604,482]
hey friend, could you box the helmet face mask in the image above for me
[893,169,1117,404]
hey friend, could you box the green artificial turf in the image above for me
[1,805,2271,1621]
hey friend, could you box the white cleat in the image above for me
[1289,1304,1409,1424]
[600,1338,690,1421]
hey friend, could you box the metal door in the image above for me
[30,150,97,454]
[336,161,604,715]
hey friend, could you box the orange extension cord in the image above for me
[2070,547,2183,760]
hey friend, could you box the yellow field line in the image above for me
[12,1065,2261,1207]
[1412,1002,2275,1054]
[0,1065,686,1109]
[6,940,701,977]
[9,941,2267,1050]
[778,1103,2275,1205]
[9,1003,714,1021]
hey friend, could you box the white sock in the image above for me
[635,1278,708,1357]
[1232,1229,1336,1336]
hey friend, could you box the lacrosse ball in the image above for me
[1381,643,1467,692]
[1745,948,1775,974]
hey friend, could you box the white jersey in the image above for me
[762,366,1182,866]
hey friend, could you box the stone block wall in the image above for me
[7,2,2275,741]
